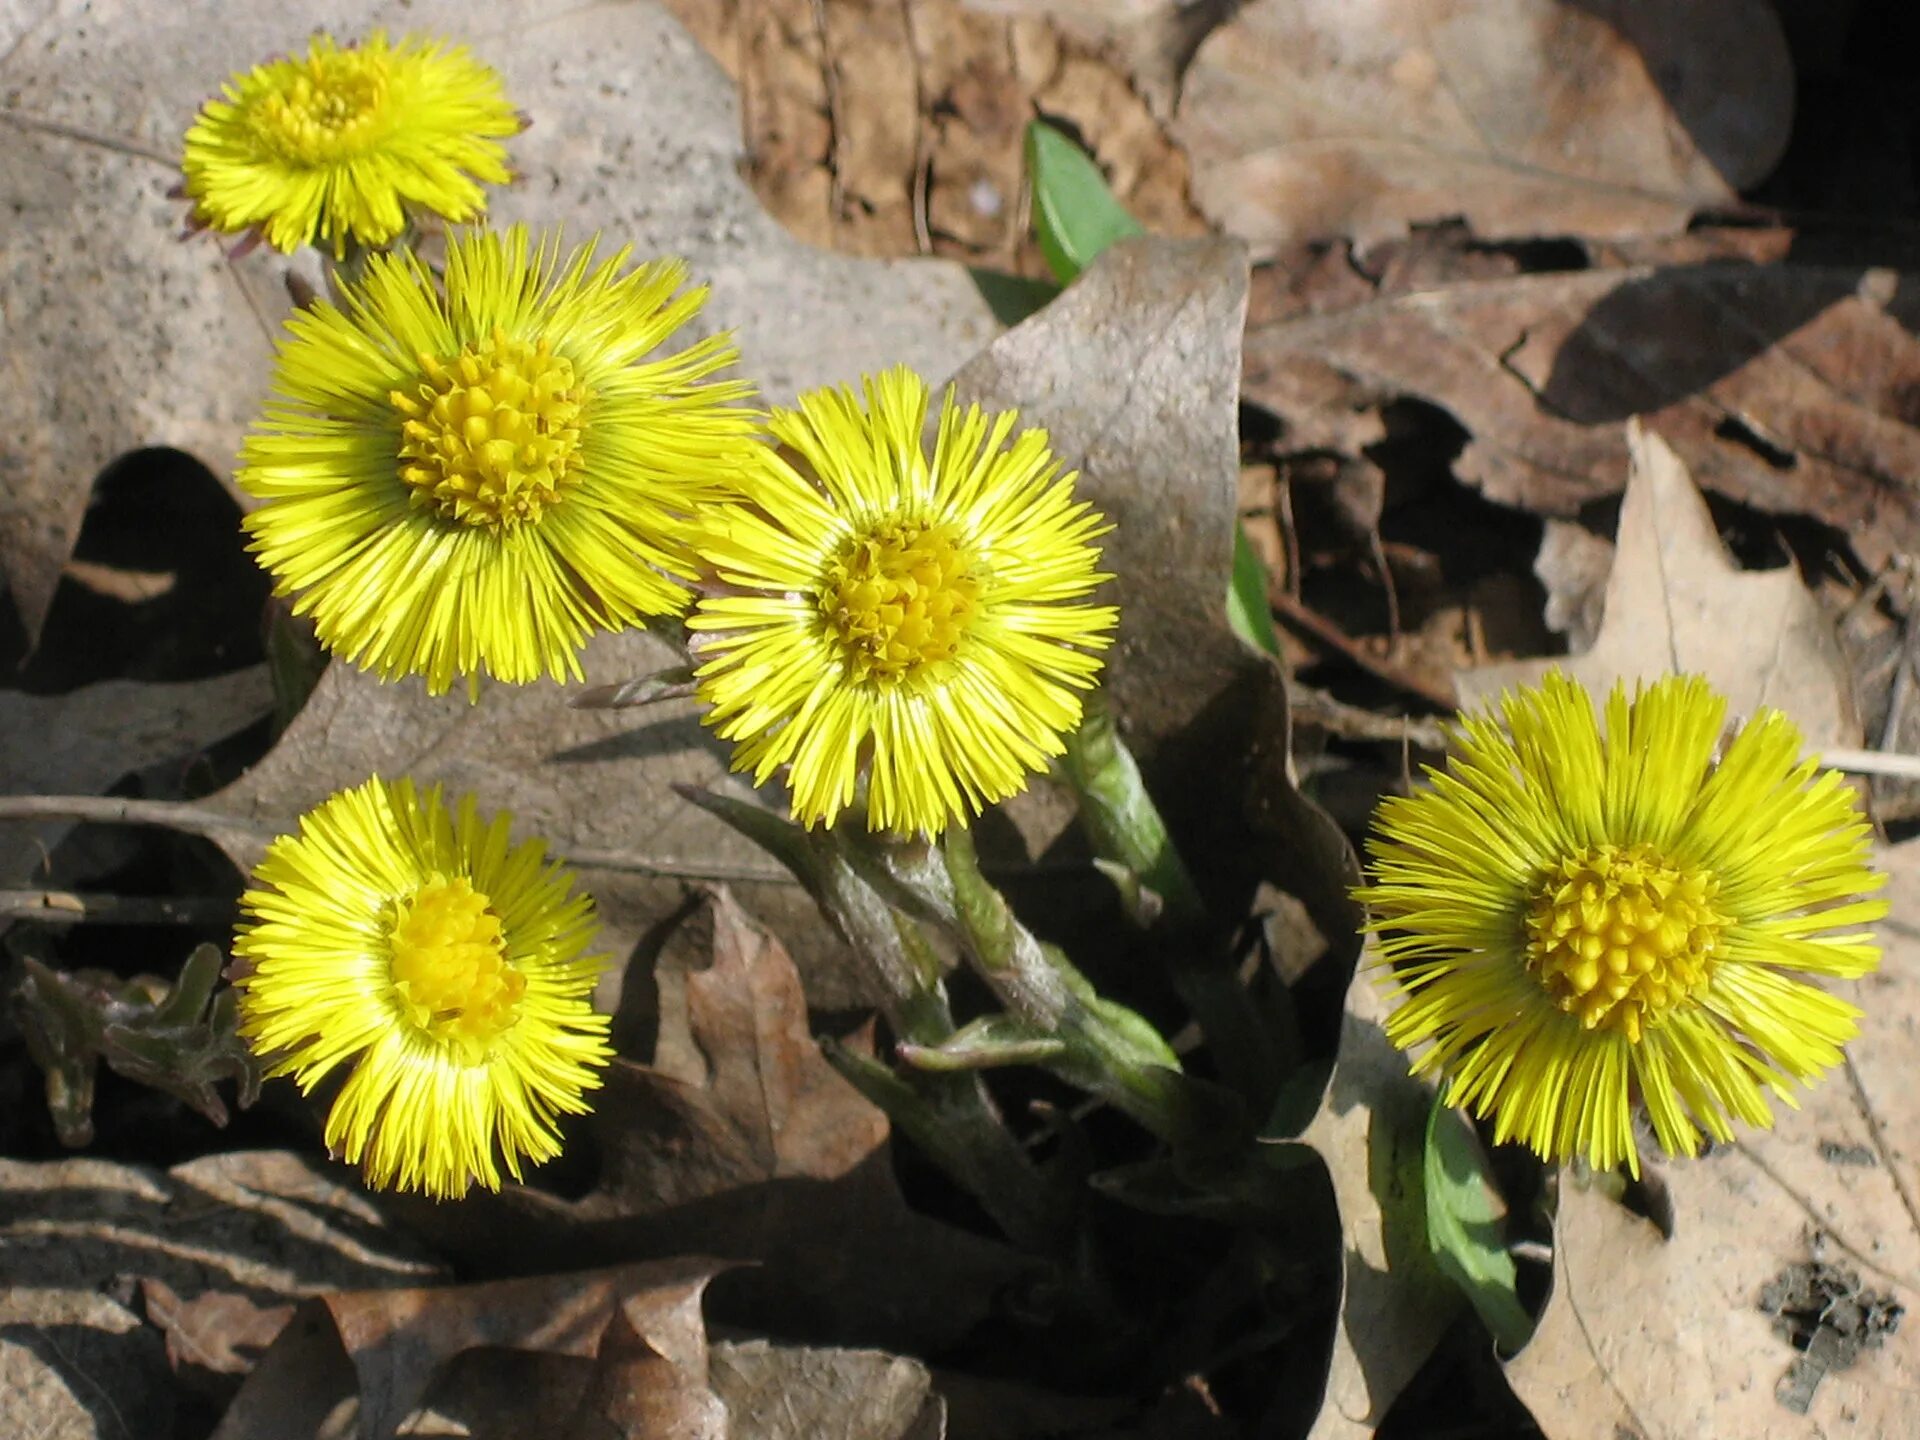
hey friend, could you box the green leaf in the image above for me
[1423,1096,1535,1353]
[1227,524,1281,656]
[1025,119,1144,284]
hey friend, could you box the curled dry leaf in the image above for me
[1505,838,1920,1439]
[1175,0,1792,256]
[1456,424,1861,750]
[1274,963,1459,1440]
[1243,262,1920,570]
[212,1258,729,1440]
[384,887,1029,1355]
[0,1150,442,1436]
[710,1340,944,1440]
[1,0,996,645]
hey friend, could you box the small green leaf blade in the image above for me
[1025,119,1144,284]
[1227,524,1281,656]
[1424,1096,1535,1353]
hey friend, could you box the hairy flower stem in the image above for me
[678,788,1072,1251]
[1059,699,1286,1110]
[940,826,1234,1148]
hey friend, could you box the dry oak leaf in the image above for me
[1272,960,1457,1440]
[0,0,995,646]
[1242,262,1920,571]
[28,0,1013,1009]
[1456,423,1860,751]
[1174,0,1792,257]
[212,1258,729,1440]
[1505,836,1920,1438]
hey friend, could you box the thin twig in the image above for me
[0,795,803,886]
[1820,748,1920,781]
[1269,591,1457,711]
[1288,684,1449,750]
[897,0,933,256]
[0,890,235,925]
[0,795,272,859]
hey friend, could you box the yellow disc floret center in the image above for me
[388,876,526,1055]
[1524,842,1728,1043]
[393,331,585,529]
[821,519,981,685]
[247,49,392,166]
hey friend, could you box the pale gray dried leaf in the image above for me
[1286,964,1457,1440]
[1506,840,1920,1438]
[949,235,1251,775]
[0,1151,442,1301]
[1,0,995,634]
[0,1286,175,1440]
[710,1340,944,1440]
[1457,425,1860,750]
[214,1259,728,1440]
[1533,521,1614,653]
[6,0,1006,1007]
[1175,0,1792,256]
[1,1150,442,1440]
[1242,264,1920,570]
[0,668,270,881]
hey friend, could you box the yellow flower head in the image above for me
[239,225,756,696]
[232,776,613,1199]
[1357,673,1887,1174]
[181,31,521,258]
[688,367,1117,835]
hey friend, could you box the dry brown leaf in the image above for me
[211,1259,728,1440]
[382,888,1028,1355]
[1175,0,1792,257]
[1456,425,1860,749]
[1505,837,1920,1438]
[1,0,999,649]
[1242,262,1920,569]
[0,1150,443,1439]
[661,0,1205,267]
[710,1341,944,1440]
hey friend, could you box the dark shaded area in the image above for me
[4,448,268,692]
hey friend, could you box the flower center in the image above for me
[388,876,525,1055]
[820,519,981,684]
[247,48,391,165]
[392,332,586,529]
[1524,843,1728,1043]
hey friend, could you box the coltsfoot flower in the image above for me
[182,31,521,257]
[232,777,613,1198]
[1356,673,1886,1173]
[688,367,1118,835]
[240,225,755,695]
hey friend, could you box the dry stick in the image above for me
[896,0,933,256]
[0,795,798,886]
[0,890,235,925]
[1288,683,1449,751]
[1268,589,1458,710]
